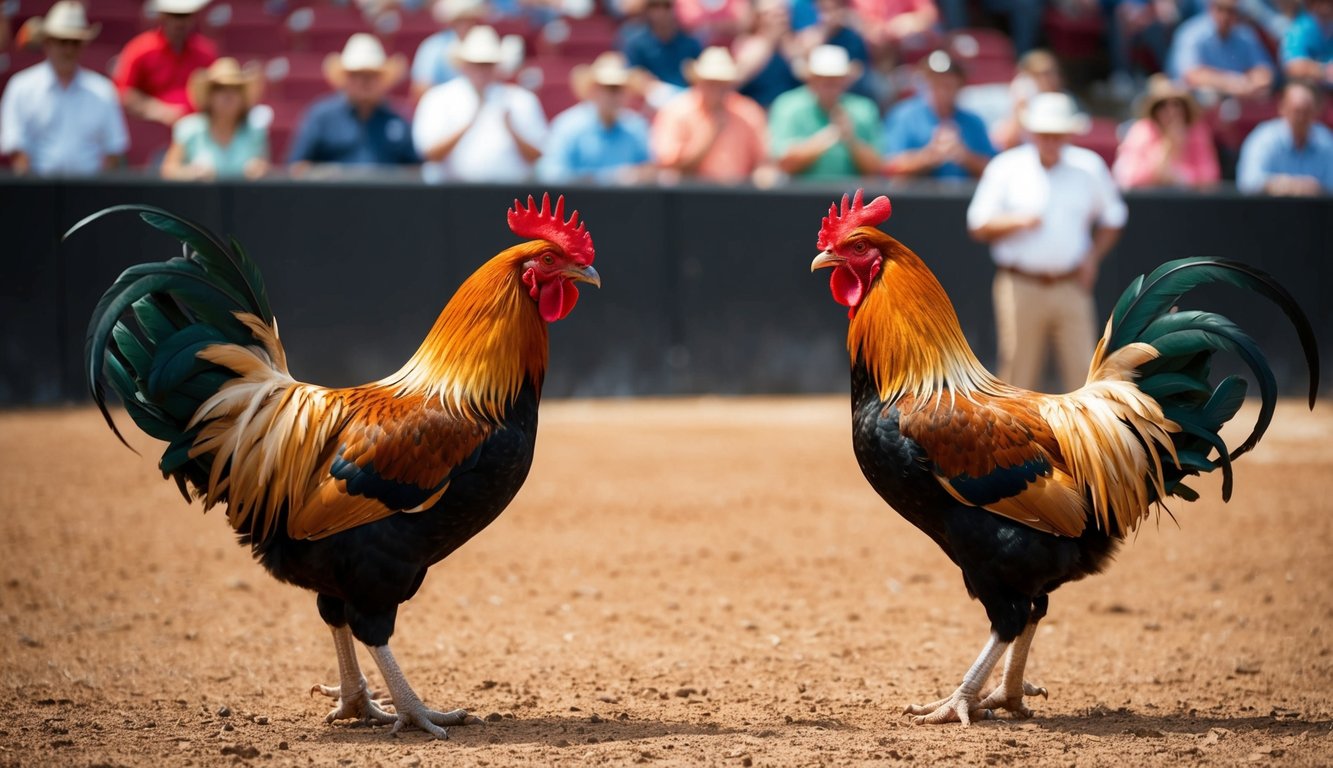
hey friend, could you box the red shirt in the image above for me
[113,28,218,109]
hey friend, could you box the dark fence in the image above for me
[1,178,1327,405]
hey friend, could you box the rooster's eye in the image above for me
[853,241,867,254]
[542,253,554,265]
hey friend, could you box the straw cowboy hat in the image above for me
[432,0,487,24]
[571,51,647,99]
[188,57,264,111]
[1138,73,1201,123]
[794,44,862,82]
[21,1,100,43]
[1021,92,1090,135]
[153,0,210,14]
[683,46,739,84]
[323,33,407,90]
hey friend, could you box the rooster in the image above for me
[66,194,601,739]
[810,190,1319,726]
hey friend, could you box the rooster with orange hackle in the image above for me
[810,190,1319,726]
[68,193,600,739]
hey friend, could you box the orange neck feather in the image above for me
[847,232,999,403]
[379,243,549,421]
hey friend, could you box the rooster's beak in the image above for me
[811,250,841,272]
[567,264,601,288]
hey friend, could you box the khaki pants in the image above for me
[992,269,1097,393]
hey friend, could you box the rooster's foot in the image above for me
[977,681,1048,719]
[312,680,397,727]
[388,702,483,739]
[903,689,995,726]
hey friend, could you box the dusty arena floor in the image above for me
[1,397,1331,767]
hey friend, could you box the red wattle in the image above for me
[538,278,580,322]
[829,264,863,308]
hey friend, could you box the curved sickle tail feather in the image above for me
[1090,257,1320,504]
[65,204,283,505]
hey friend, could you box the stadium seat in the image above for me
[1074,116,1121,167]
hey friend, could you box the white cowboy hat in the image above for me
[1021,92,1090,135]
[683,46,739,83]
[571,51,646,99]
[323,33,407,90]
[27,1,101,42]
[796,43,863,82]
[453,25,504,65]
[433,0,486,24]
[153,0,210,14]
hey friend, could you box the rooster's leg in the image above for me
[903,631,1008,726]
[313,625,396,726]
[977,621,1048,718]
[366,643,482,739]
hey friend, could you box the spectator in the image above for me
[414,25,547,182]
[1237,80,1333,193]
[0,2,127,175]
[734,0,802,108]
[538,52,654,183]
[409,0,488,101]
[992,49,1071,150]
[113,0,217,126]
[967,93,1127,393]
[675,0,754,44]
[851,0,939,56]
[1112,74,1220,188]
[288,34,417,169]
[1108,0,1192,96]
[883,50,994,179]
[622,0,703,94]
[770,44,882,178]
[1168,0,1276,100]
[650,46,770,182]
[1281,0,1333,88]
[794,0,877,101]
[161,58,268,180]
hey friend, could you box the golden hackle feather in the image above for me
[184,244,549,542]
[851,231,1181,538]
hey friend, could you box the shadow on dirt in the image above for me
[1032,708,1331,738]
[311,715,751,746]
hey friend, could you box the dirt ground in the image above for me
[1,397,1331,767]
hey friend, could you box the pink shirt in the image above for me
[1112,118,1220,189]
[675,0,752,35]
[652,90,768,183]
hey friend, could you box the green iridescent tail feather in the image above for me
[64,205,274,500]
[1105,257,1319,503]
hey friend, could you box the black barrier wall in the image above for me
[1,179,1328,405]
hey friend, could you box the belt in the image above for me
[996,264,1079,286]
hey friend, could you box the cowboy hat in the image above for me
[24,1,100,43]
[1021,92,1090,135]
[683,46,739,84]
[188,57,264,112]
[153,0,210,14]
[432,0,486,24]
[571,51,646,100]
[795,44,862,81]
[1138,73,1201,123]
[323,33,407,90]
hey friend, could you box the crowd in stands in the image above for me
[1,0,1330,194]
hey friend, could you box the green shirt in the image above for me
[172,112,269,178]
[769,86,881,179]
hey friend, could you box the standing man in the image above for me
[966,93,1128,393]
[113,0,217,126]
[769,45,881,179]
[1,1,128,175]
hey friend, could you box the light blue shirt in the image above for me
[537,102,651,183]
[410,30,460,89]
[1236,117,1333,193]
[172,112,269,177]
[883,96,995,180]
[1168,12,1275,79]
[0,61,128,175]
[1280,12,1333,65]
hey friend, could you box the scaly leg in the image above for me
[903,631,1008,726]
[977,621,1048,719]
[367,644,481,739]
[311,625,395,726]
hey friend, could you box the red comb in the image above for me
[817,189,893,251]
[508,193,595,264]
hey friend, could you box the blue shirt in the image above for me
[1236,117,1333,193]
[739,51,800,109]
[621,26,703,88]
[287,94,418,166]
[882,96,995,179]
[410,30,459,89]
[537,102,651,182]
[1280,12,1333,64]
[1168,13,1275,79]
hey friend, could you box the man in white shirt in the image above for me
[412,25,546,183]
[0,1,128,175]
[966,93,1128,393]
